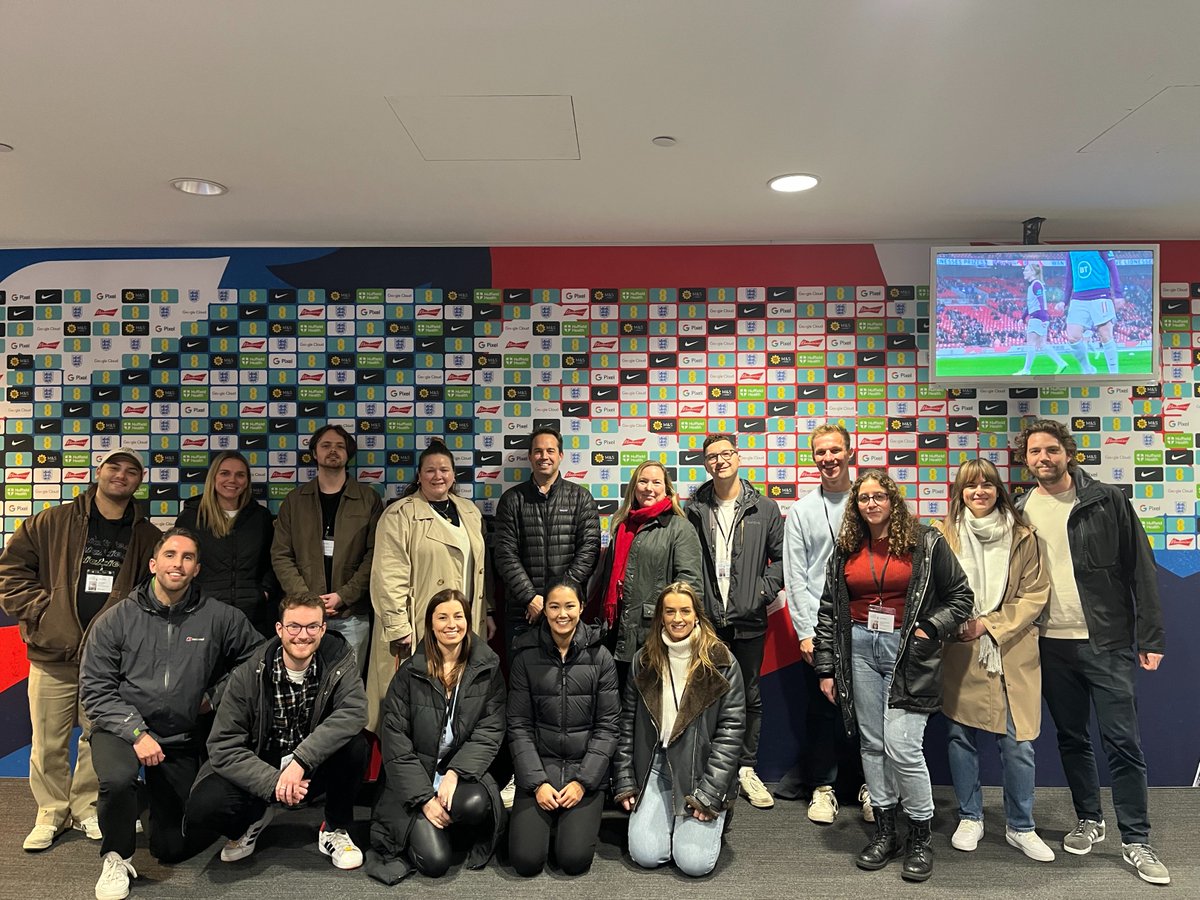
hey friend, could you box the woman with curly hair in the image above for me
[813,469,973,882]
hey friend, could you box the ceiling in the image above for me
[4,1,1200,248]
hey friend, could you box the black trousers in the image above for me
[715,627,764,766]
[186,733,368,838]
[1040,638,1151,843]
[773,659,864,801]
[508,788,604,876]
[92,730,215,863]
[407,780,492,877]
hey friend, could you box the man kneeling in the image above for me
[187,593,368,870]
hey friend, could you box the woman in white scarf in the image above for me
[937,459,1053,864]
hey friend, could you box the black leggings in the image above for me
[406,781,492,877]
[508,788,604,876]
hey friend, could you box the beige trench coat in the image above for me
[365,492,488,732]
[938,521,1050,741]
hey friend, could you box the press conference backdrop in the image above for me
[1,244,1197,785]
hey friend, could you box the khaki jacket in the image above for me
[270,475,382,614]
[365,493,488,733]
[0,487,161,663]
[938,521,1050,741]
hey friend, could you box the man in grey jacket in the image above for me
[685,433,785,810]
[81,527,261,900]
[186,593,368,870]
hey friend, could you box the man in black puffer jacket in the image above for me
[493,427,601,651]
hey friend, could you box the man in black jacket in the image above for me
[685,433,785,810]
[186,593,368,870]
[1014,419,1169,885]
[81,527,261,900]
[492,426,601,651]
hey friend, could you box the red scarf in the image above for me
[602,496,674,627]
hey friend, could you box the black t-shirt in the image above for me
[319,487,344,593]
[76,503,134,629]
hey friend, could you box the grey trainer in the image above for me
[1062,819,1105,855]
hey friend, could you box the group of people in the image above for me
[0,415,1170,896]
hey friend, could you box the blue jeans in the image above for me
[850,624,933,820]
[628,748,727,877]
[946,711,1037,831]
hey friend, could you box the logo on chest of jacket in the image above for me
[185,636,206,642]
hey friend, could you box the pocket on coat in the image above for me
[904,635,943,698]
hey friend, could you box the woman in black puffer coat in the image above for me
[506,582,620,876]
[175,451,278,635]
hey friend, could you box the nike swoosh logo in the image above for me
[37,422,53,431]
[769,405,792,415]
[831,371,852,381]
[622,372,641,381]
[770,289,790,298]
[1137,469,1159,478]
[652,356,672,366]
[920,437,939,446]
[799,388,822,397]
[860,355,883,365]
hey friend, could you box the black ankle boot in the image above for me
[856,806,901,870]
[902,817,934,882]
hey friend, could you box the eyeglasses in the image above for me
[856,493,890,506]
[282,622,325,636]
[704,449,738,464]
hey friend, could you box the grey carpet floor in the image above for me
[0,781,1193,899]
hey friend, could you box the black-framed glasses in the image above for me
[856,493,890,506]
[704,449,738,464]
[282,622,325,636]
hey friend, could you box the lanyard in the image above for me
[820,487,838,543]
[667,660,683,712]
[867,538,892,602]
[712,501,737,553]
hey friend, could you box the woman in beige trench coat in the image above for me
[935,458,1052,863]
[365,440,491,732]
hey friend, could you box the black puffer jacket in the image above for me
[812,524,974,737]
[507,621,620,793]
[492,477,601,628]
[370,637,507,869]
[1014,468,1164,654]
[612,640,746,818]
[175,498,279,635]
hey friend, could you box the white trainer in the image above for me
[807,786,838,824]
[95,852,137,900]
[951,818,984,851]
[318,824,364,870]
[1006,827,1055,862]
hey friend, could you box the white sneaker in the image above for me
[1007,827,1055,862]
[318,824,363,870]
[500,776,516,810]
[951,818,984,851]
[73,815,103,840]
[807,786,838,824]
[95,852,136,900]
[220,806,276,862]
[858,784,874,822]
[739,766,775,809]
[22,822,61,852]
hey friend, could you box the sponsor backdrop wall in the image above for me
[1,243,1197,785]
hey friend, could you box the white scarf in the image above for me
[955,510,1012,675]
[660,627,696,747]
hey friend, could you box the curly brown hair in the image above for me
[1012,419,1079,472]
[836,469,919,557]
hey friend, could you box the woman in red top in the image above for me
[813,469,973,883]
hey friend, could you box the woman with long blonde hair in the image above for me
[175,451,277,634]
[612,582,745,877]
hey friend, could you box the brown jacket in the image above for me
[0,487,161,663]
[270,474,382,615]
[366,493,489,733]
[938,521,1050,741]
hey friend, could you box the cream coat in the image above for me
[938,521,1050,741]
[365,493,488,732]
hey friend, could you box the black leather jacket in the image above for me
[812,525,973,737]
[1014,468,1164,654]
[612,640,746,818]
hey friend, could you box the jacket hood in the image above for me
[131,579,206,617]
[250,627,354,673]
[512,619,605,658]
[691,477,761,507]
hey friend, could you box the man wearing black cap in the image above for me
[0,446,162,852]
[272,423,382,675]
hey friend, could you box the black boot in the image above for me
[902,817,934,882]
[856,806,901,871]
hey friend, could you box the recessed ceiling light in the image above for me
[0,143,14,152]
[170,178,228,196]
[768,173,820,193]
[651,136,677,147]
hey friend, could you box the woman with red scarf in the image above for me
[594,461,703,689]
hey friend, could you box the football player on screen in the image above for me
[1054,250,1124,375]
[1015,261,1069,375]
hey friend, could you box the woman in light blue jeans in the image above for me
[612,582,746,878]
[937,459,1053,862]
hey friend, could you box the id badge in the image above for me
[322,538,335,558]
[867,603,895,634]
[716,561,732,579]
[85,573,114,594]
[279,753,294,771]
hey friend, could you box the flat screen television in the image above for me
[929,244,1160,385]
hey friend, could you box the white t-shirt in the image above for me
[1023,487,1088,639]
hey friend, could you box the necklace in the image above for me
[429,498,453,520]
